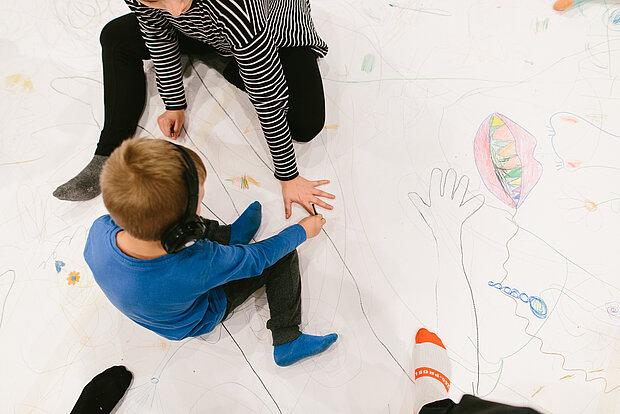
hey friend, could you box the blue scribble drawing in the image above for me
[55,260,65,273]
[488,281,548,319]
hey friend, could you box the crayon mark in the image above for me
[583,200,597,212]
[66,271,80,286]
[560,374,575,380]
[55,260,65,273]
[607,9,620,30]
[535,18,549,33]
[5,74,34,92]
[323,124,340,130]
[561,116,578,123]
[531,386,543,398]
[226,175,260,190]
[361,54,375,73]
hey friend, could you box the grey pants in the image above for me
[201,219,302,346]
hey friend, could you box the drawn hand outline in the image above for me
[408,168,485,241]
[408,168,485,393]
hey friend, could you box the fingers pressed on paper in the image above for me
[312,180,330,187]
[301,203,314,214]
[314,199,333,210]
[314,189,335,199]
[284,200,292,218]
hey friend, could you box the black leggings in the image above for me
[95,13,325,156]
[200,218,302,346]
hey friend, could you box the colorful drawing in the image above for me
[66,271,80,286]
[488,281,548,319]
[54,260,65,273]
[474,113,542,209]
[226,175,260,190]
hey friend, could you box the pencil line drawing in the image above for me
[0,270,16,331]
[409,168,485,394]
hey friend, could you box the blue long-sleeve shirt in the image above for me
[84,215,306,340]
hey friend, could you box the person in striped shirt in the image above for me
[54,0,335,219]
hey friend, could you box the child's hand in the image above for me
[158,109,185,139]
[298,214,326,239]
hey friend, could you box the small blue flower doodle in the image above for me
[488,281,548,319]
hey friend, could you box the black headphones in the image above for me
[160,143,207,254]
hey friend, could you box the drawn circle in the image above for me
[502,286,513,295]
[584,200,597,212]
[606,302,620,318]
[519,293,530,303]
[489,281,502,289]
[529,296,548,319]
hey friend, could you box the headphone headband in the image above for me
[172,144,199,220]
[160,143,206,254]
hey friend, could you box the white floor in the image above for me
[2,0,620,413]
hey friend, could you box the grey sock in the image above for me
[53,155,108,201]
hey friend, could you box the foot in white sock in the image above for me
[413,328,451,414]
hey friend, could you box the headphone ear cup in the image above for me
[161,216,207,254]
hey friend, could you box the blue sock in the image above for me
[230,201,262,245]
[273,333,338,367]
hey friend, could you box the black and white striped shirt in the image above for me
[124,0,328,180]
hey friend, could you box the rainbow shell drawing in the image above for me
[474,113,542,209]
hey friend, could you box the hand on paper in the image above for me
[281,176,335,219]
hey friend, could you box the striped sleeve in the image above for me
[125,0,188,110]
[214,0,299,181]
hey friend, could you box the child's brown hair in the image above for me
[101,138,206,241]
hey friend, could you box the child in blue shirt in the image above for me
[84,138,337,366]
